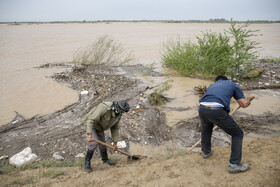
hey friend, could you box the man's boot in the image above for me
[101,150,115,165]
[85,149,94,172]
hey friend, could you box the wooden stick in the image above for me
[88,138,133,157]
[187,106,241,153]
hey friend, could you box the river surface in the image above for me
[0,22,280,126]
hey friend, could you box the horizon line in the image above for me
[1,19,280,24]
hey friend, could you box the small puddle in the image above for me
[162,69,212,127]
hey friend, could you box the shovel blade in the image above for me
[128,155,140,160]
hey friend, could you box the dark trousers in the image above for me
[88,129,107,153]
[198,105,244,164]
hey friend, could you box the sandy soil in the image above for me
[1,136,279,187]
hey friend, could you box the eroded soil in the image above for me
[0,61,280,186]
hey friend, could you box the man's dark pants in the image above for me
[88,129,107,153]
[198,105,244,164]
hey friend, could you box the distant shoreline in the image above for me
[1,19,280,24]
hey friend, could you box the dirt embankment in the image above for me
[0,64,172,161]
[0,61,280,186]
[1,136,279,186]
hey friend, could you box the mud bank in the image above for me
[0,64,172,161]
[0,62,279,162]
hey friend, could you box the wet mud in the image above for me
[0,62,279,162]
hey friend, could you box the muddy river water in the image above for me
[0,22,280,126]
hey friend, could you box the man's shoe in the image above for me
[85,150,94,172]
[101,150,115,165]
[85,160,93,172]
[229,163,249,174]
[203,150,213,159]
[103,159,115,165]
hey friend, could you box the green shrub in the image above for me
[161,22,260,80]
[162,39,200,76]
[197,31,232,76]
[225,23,260,79]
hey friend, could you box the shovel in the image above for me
[187,106,241,153]
[88,138,140,160]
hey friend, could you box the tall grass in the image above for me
[261,56,280,63]
[0,158,84,174]
[72,35,134,66]
[161,22,260,80]
[226,23,260,79]
[162,39,200,76]
[197,31,232,76]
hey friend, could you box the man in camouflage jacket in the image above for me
[83,100,130,172]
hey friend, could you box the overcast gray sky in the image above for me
[0,0,279,22]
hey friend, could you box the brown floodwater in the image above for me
[0,23,280,126]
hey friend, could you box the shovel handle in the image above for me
[88,138,133,157]
[187,106,241,153]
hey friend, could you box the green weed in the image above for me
[9,177,34,185]
[261,56,280,63]
[41,169,65,179]
[148,81,172,106]
[140,62,156,76]
[160,149,187,160]
[0,164,15,174]
[0,158,84,174]
[161,22,260,80]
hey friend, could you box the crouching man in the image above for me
[83,100,130,172]
[199,75,254,174]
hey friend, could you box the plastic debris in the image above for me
[52,152,64,160]
[117,141,127,148]
[81,90,89,95]
[111,141,127,148]
[9,147,37,167]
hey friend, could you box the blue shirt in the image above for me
[199,80,245,112]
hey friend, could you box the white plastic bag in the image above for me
[111,140,127,148]
[9,147,37,167]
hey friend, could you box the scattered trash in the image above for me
[52,152,64,160]
[80,90,89,95]
[75,153,85,158]
[0,155,9,160]
[12,120,19,124]
[117,141,127,148]
[9,147,37,167]
[111,141,127,148]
